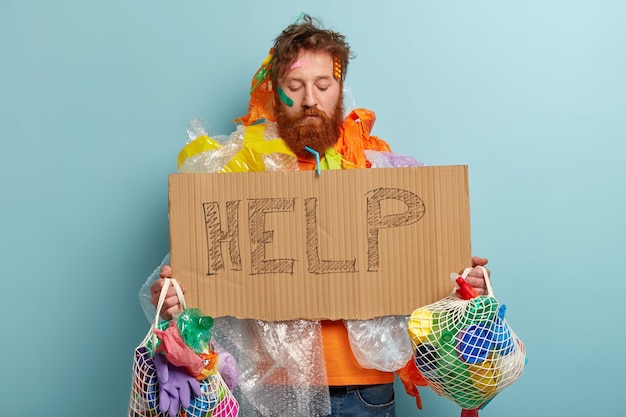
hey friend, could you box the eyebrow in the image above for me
[285,75,335,83]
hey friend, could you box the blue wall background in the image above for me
[2,1,625,416]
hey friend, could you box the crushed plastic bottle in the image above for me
[176,308,214,353]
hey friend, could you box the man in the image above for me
[143,14,489,417]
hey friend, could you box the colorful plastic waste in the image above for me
[407,271,526,414]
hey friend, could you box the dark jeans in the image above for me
[325,383,395,417]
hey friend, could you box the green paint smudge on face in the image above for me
[277,86,294,107]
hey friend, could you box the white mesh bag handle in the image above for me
[458,265,493,297]
[153,278,187,325]
[140,278,187,349]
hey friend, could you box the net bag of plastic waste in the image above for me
[407,266,526,415]
[127,278,239,417]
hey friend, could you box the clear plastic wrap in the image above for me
[178,123,245,173]
[212,317,330,417]
[178,120,299,174]
[139,253,170,322]
[345,316,413,372]
[185,117,210,144]
[364,149,424,168]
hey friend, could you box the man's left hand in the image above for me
[463,256,490,295]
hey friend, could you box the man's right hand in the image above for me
[150,265,185,320]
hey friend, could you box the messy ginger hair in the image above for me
[271,15,353,86]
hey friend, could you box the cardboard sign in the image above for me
[169,166,471,321]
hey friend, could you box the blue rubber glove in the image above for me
[153,353,202,416]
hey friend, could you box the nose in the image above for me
[302,86,317,108]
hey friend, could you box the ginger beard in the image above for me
[275,90,344,159]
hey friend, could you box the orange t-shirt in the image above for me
[321,320,395,385]
[298,156,394,386]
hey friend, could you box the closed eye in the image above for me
[287,82,303,92]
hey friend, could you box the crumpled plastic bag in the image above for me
[212,317,331,417]
[154,320,205,377]
[345,315,413,372]
[364,149,424,168]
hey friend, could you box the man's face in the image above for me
[277,49,342,119]
[275,49,344,158]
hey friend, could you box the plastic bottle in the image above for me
[463,296,499,326]
[457,324,494,365]
[408,308,434,345]
[414,343,439,377]
[436,333,469,387]
[437,331,484,410]
[490,304,514,355]
[176,308,214,353]
[467,355,498,397]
